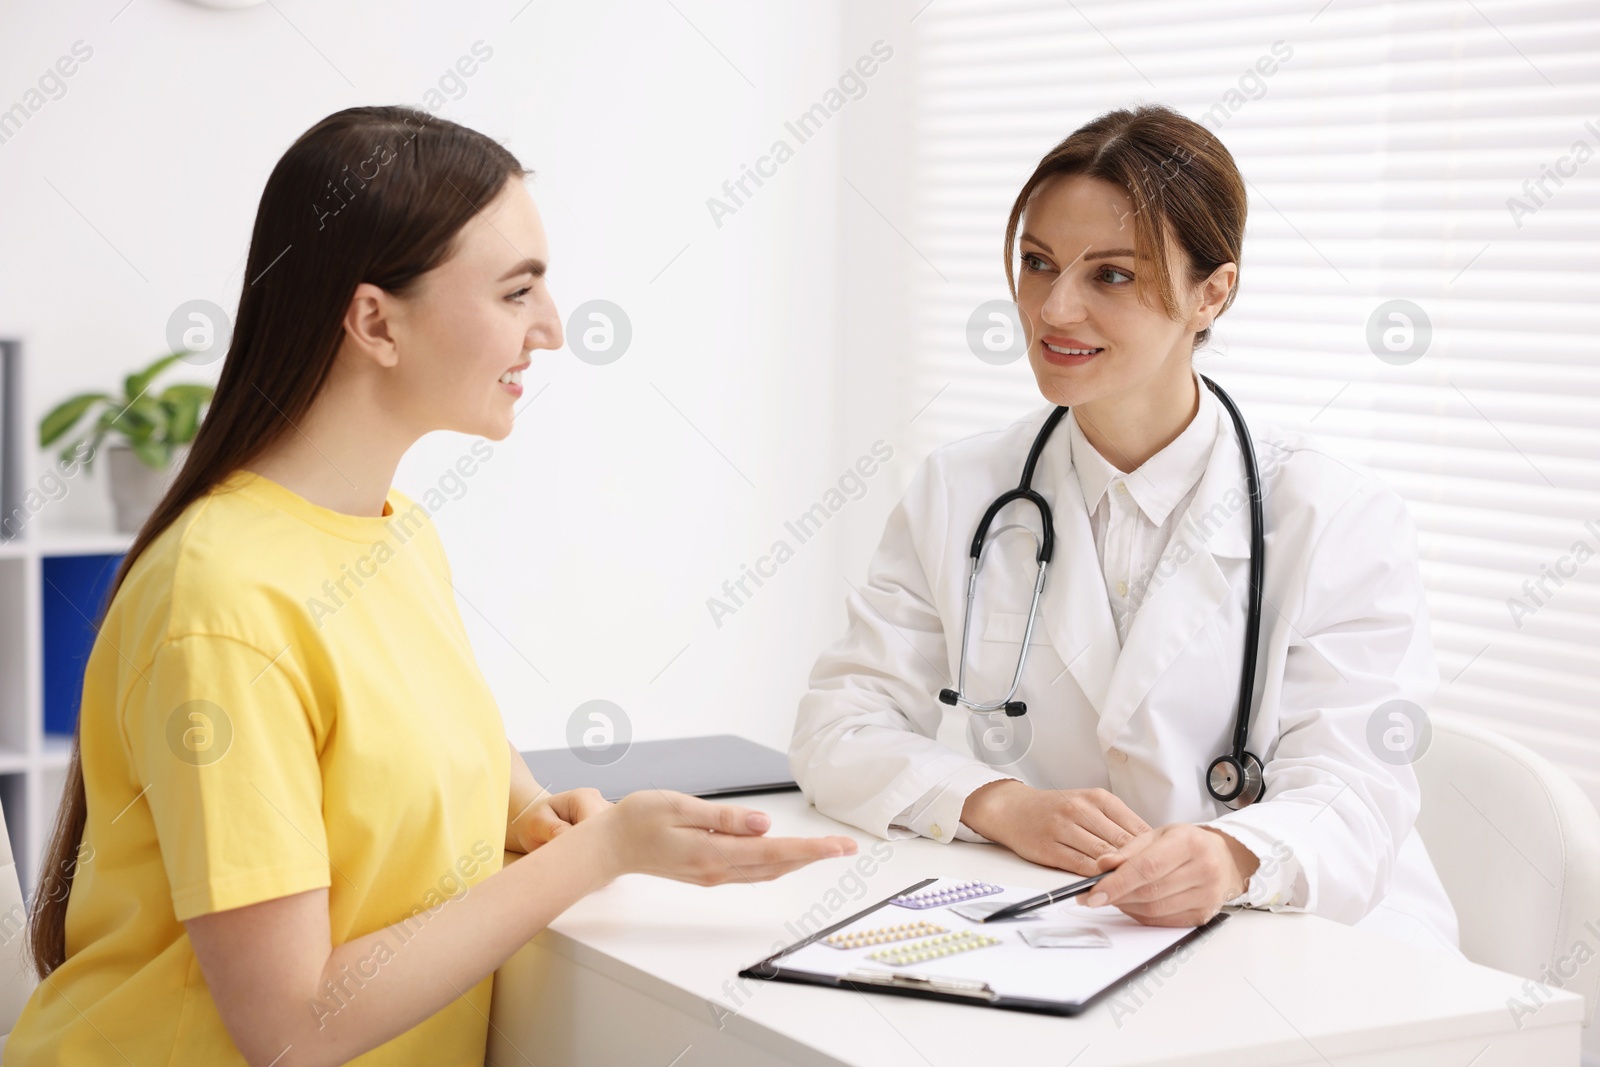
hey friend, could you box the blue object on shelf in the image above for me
[42,553,125,736]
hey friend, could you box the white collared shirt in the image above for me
[1067,374,1218,649]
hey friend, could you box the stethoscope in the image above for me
[937,374,1267,809]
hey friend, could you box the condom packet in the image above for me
[948,900,1041,922]
[1018,923,1114,949]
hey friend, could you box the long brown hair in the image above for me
[28,105,529,978]
[1003,104,1246,350]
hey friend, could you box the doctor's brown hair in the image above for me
[1003,104,1247,351]
[28,105,529,979]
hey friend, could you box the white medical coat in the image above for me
[790,399,1462,956]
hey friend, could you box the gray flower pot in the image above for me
[107,443,190,534]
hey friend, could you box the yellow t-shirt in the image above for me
[6,467,512,1066]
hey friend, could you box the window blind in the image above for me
[902,0,1600,808]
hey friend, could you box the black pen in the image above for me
[979,872,1110,923]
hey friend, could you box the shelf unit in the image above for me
[1,530,134,905]
[1,339,137,899]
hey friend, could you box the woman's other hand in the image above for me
[510,787,612,851]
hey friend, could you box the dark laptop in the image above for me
[518,734,800,802]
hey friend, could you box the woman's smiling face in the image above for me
[383,176,563,441]
[1014,173,1232,411]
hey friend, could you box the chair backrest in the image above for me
[0,796,38,1040]
[1414,713,1600,1033]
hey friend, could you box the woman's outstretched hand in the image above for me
[579,789,859,887]
[1076,824,1259,926]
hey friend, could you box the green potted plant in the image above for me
[39,351,214,533]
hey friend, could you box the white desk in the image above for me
[488,791,1585,1066]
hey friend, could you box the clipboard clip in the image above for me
[842,969,998,1001]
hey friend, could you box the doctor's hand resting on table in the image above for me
[790,103,1463,952]
[960,780,1259,927]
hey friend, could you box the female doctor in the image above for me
[790,104,1461,954]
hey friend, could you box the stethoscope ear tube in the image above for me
[941,552,1047,715]
[965,403,1069,565]
[969,489,1054,565]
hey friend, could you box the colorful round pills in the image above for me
[823,921,945,950]
[889,880,1004,910]
[868,931,1003,967]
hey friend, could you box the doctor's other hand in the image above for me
[511,787,612,851]
[583,789,859,887]
[1076,824,1260,927]
[959,780,1153,876]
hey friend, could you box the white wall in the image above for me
[0,0,921,755]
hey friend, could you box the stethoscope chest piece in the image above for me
[1207,750,1265,810]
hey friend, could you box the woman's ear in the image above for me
[342,281,401,369]
[1189,262,1237,330]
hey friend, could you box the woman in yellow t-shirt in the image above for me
[5,106,857,1067]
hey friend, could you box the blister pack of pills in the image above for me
[821,921,946,950]
[888,880,1004,910]
[867,930,1004,967]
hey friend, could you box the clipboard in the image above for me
[739,876,1229,1016]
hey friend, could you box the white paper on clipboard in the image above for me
[780,877,1215,1006]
